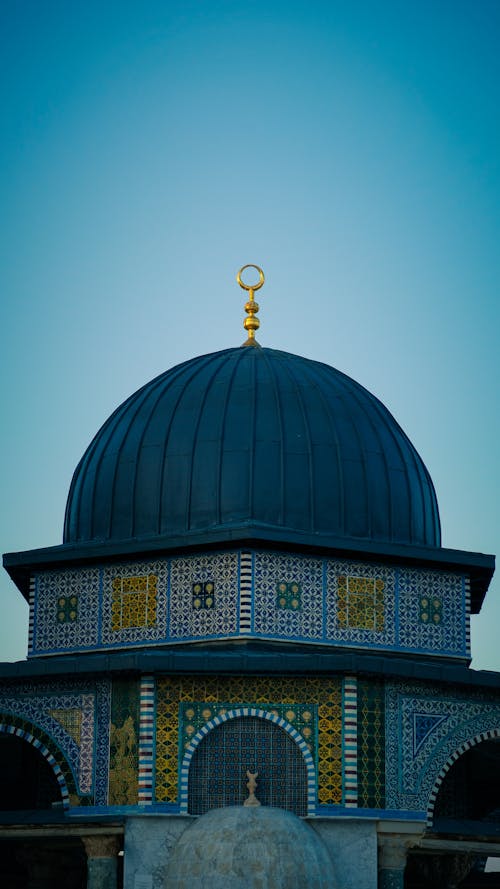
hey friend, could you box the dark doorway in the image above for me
[0,734,62,811]
[433,740,500,824]
[0,837,87,889]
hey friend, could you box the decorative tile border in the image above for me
[138,675,155,804]
[0,677,110,805]
[239,551,252,634]
[343,677,358,806]
[29,550,469,660]
[464,577,471,659]
[28,576,35,654]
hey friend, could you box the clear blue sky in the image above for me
[1,0,499,666]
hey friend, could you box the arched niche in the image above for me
[181,708,316,816]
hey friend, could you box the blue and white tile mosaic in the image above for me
[385,681,500,812]
[253,552,323,640]
[30,549,468,660]
[169,552,239,639]
[398,569,465,655]
[0,678,111,803]
[33,568,100,653]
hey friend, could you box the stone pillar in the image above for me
[83,835,120,889]
[378,836,410,889]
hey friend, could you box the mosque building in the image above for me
[1,266,499,888]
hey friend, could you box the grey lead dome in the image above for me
[64,346,441,549]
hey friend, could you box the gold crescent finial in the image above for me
[237,264,265,347]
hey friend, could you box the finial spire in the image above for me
[237,264,265,347]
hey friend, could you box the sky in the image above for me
[1,0,499,667]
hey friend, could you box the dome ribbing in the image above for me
[64,347,441,548]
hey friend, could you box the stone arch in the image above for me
[426,728,500,826]
[0,722,72,809]
[179,707,317,815]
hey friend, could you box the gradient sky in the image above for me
[1,0,499,666]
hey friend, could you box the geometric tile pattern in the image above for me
[155,675,343,809]
[30,550,468,659]
[93,680,112,806]
[102,562,168,647]
[413,713,448,756]
[33,568,100,653]
[179,701,317,761]
[326,561,395,647]
[49,708,82,745]
[168,553,239,639]
[0,678,111,804]
[343,677,358,806]
[385,681,500,813]
[357,679,385,809]
[108,678,140,806]
[464,576,471,658]
[253,553,323,640]
[111,575,157,631]
[180,710,315,815]
[398,569,465,655]
[337,577,384,631]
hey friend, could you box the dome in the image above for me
[164,806,337,888]
[64,346,440,549]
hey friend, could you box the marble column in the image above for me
[378,836,410,889]
[83,835,121,889]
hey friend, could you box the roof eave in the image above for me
[3,524,494,610]
[1,643,500,690]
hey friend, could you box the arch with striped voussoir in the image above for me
[0,715,78,809]
[179,707,317,816]
[426,727,500,827]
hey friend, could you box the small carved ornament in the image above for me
[243,770,261,807]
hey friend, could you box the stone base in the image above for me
[123,813,378,889]
[312,819,378,889]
